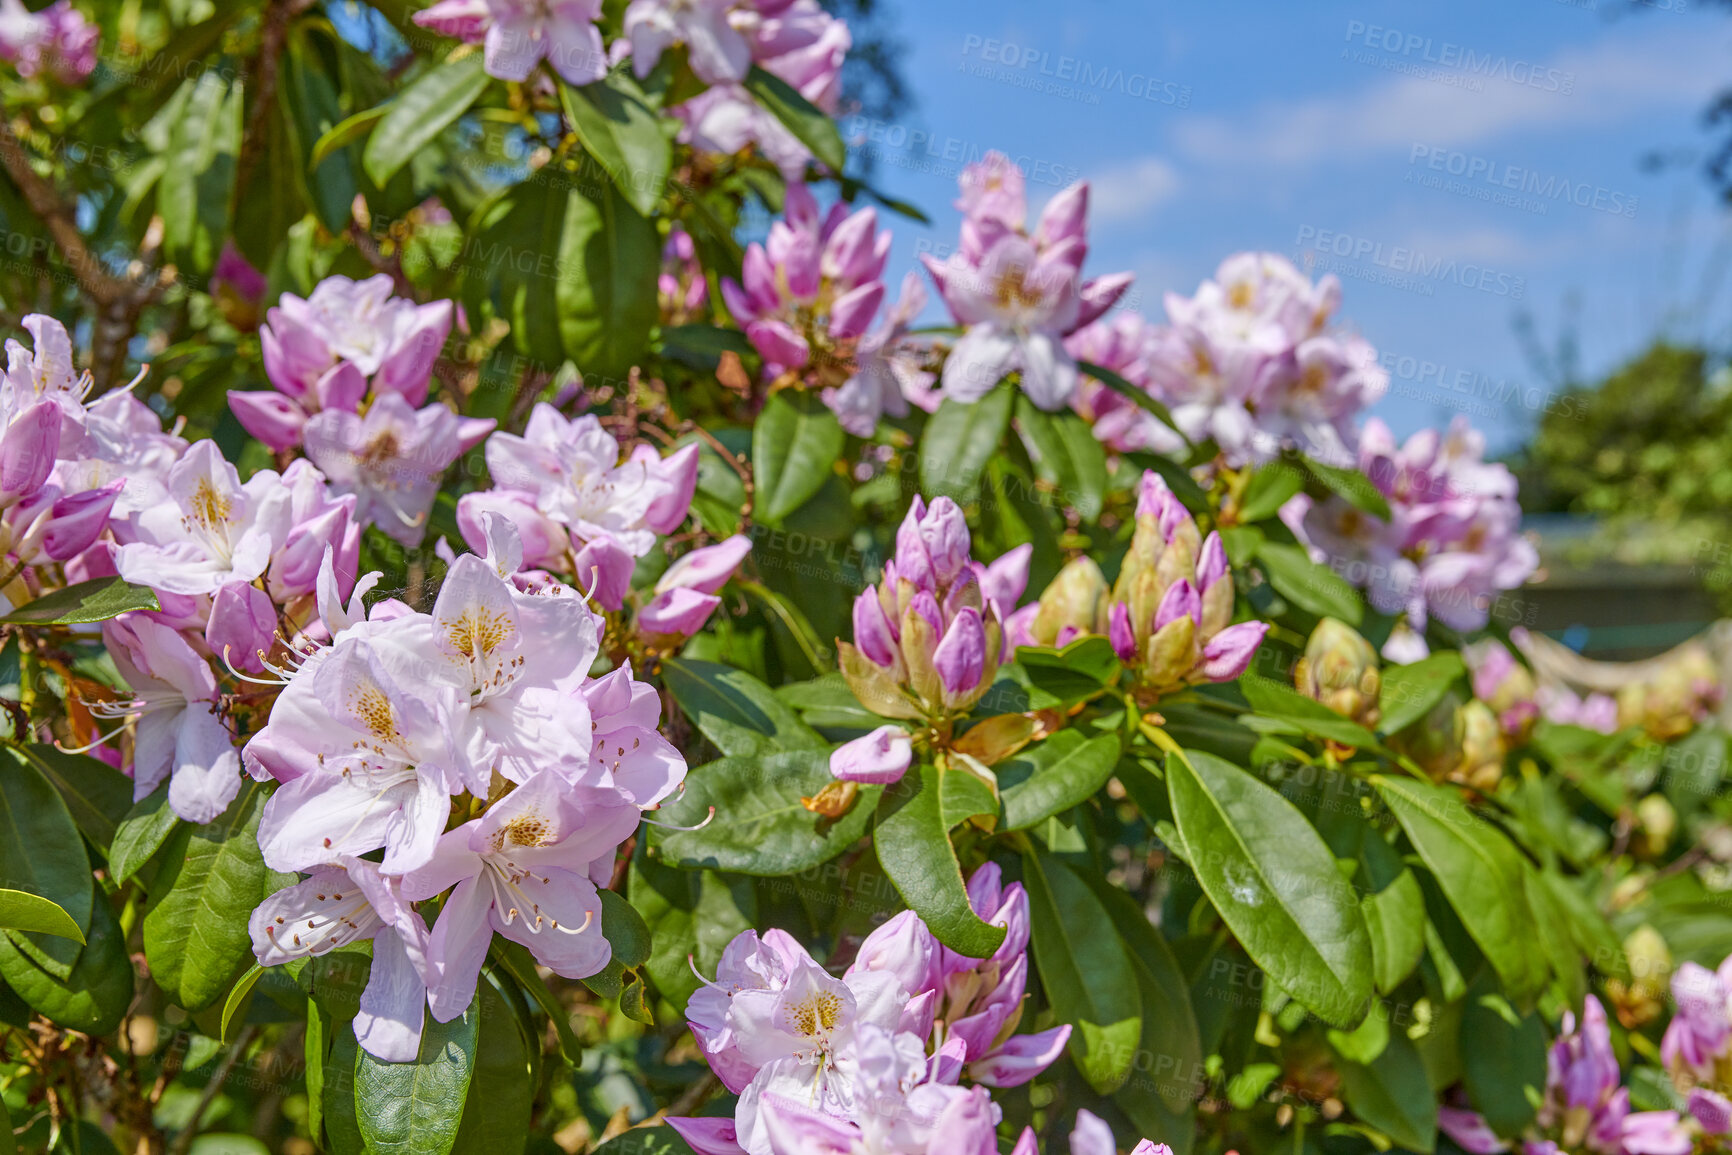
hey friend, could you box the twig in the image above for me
[233,0,316,199]
[166,1027,258,1155]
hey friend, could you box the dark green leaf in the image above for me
[1254,540,1363,624]
[1301,455,1393,521]
[1012,635,1121,710]
[1358,833,1426,995]
[743,65,846,172]
[1336,1027,1435,1151]
[1240,677,1381,747]
[1374,775,1545,1000]
[549,169,661,379]
[920,384,1015,503]
[20,745,133,856]
[662,657,826,756]
[753,391,846,524]
[1461,988,1546,1137]
[874,764,1006,958]
[0,577,159,625]
[999,730,1122,830]
[144,785,289,1012]
[0,746,93,977]
[451,978,534,1155]
[0,893,130,1035]
[1014,399,1108,520]
[650,751,878,876]
[109,785,178,885]
[1235,463,1305,524]
[1378,653,1467,735]
[559,73,672,217]
[1078,360,1184,443]
[310,107,388,170]
[355,990,480,1155]
[159,73,241,273]
[489,940,583,1066]
[1167,750,1373,1026]
[577,890,651,999]
[630,848,756,1011]
[362,53,490,185]
[1023,850,1142,1093]
[938,764,997,829]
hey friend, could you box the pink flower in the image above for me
[626,0,751,84]
[303,394,480,548]
[824,272,939,437]
[0,0,97,82]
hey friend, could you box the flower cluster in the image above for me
[831,496,1030,785]
[0,0,97,83]
[923,152,1132,411]
[242,516,685,1062]
[412,0,850,177]
[455,402,751,651]
[660,224,710,325]
[1660,950,1732,1134]
[1440,995,1699,1155]
[668,863,1159,1155]
[1024,471,1266,700]
[1140,252,1386,466]
[1295,416,1538,649]
[227,274,488,547]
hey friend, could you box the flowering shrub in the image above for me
[0,4,1721,1155]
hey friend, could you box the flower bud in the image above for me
[1392,690,1466,782]
[851,908,935,995]
[656,535,751,596]
[1030,556,1107,646]
[829,724,913,785]
[637,587,722,639]
[1294,618,1381,729]
[1451,700,1504,792]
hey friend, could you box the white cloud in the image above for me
[1174,20,1732,167]
[1089,156,1182,223]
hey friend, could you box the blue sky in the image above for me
[847,0,1732,451]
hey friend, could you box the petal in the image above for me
[829,725,912,785]
[423,876,494,1022]
[168,707,243,824]
[354,928,429,1063]
[941,324,1019,402]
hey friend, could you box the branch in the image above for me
[0,123,131,309]
[233,0,317,199]
[166,1027,259,1155]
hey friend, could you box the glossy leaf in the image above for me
[0,893,130,1036]
[1336,1027,1436,1152]
[0,577,159,625]
[1254,540,1364,625]
[577,890,652,1000]
[355,990,480,1155]
[754,391,846,524]
[920,384,1015,502]
[108,784,178,885]
[1014,398,1108,520]
[1302,454,1393,521]
[559,72,672,218]
[743,65,846,172]
[649,751,878,876]
[450,978,535,1155]
[1461,987,1546,1137]
[20,744,132,857]
[1235,462,1305,524]
[1023,849,1142,1093]
[1378,653,1467,735]
[0,746,93,978]
[1167,749,1373,1026]
[362,52,489,185]
[998,730,1122,830]
[159,72,240,273]
[874,764,1006,958]
[662,657,826,757]
[1012,635,1122,710]
[0,891,82,943]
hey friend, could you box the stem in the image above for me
[166,1027,258,1155]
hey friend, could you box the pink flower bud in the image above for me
[227,390,307,453]
[638,586,721,638]
[657,535,751,596]
[933,607,986,699]
[829,724,912,784]
[38,484,118,561]
[744,319,811,371]
[208,581,277,673]
[827,280,885,340]
[1034,181,1089,252]
[853,588,899,669]
[970,1024,1073,1089]
[643,442,700,535]
[0,398,59,505]
[849,908,934,994]
[1109,601,1137,663]
[1153,579,1200,631]
[1074,270,1135,330]
[1199,621,1268,682]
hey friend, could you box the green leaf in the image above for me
[662,658,826,757]
[1301,455,1392,521]
[1239,678,1380,748]
[1535,868,1628,981]
[1378,653,1467,735]
[0,892,130,1035]
[221,964,265,1043]
[109,785,179,885]
[18,745,133,856]
[1374,775,1545,1000]
[1085,877,1202,1151]
[1014,399,1108,520]
[450,978,534,1155]
[1358,834,1426,995]
[1236,462,1305,524]
[159,72,241,273]
[874,764,1007,958]
[999,730,1122,830]
[590,1126,698,1155]
[489,940,583,1066]
[144,785,289,1012]
[1078,360,1185,443]
[356,990,480,1155]
[939,764,998,829]
[1336,1027,1436,1152]
[1023,850,1143,1093]
[548,164,661,380]
[753,391,846,524]
[0,577,159,625]
[577,891,651,1000]
[1167,750,1373,1026]
[323,1016,364,1155]
[559,73,672,218]
[0,746,94,978]
[742,64,846,172]
[920,384,1015,503]
[1012,635,1121,710]
[362,52,489,186]
[1254,540,1363,624]
[630,847,756,1012]
[0,891,82,942]
[311,106,388,170]
[1461,987,1546,1137]
[650,751,879,875]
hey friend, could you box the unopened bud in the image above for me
[1295,618,1381,730]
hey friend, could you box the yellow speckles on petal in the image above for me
[350,680,402,744]
[187,476,231,530]
[789,990,843,1039]
[493,812,554,851]
[446,607,513,660]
